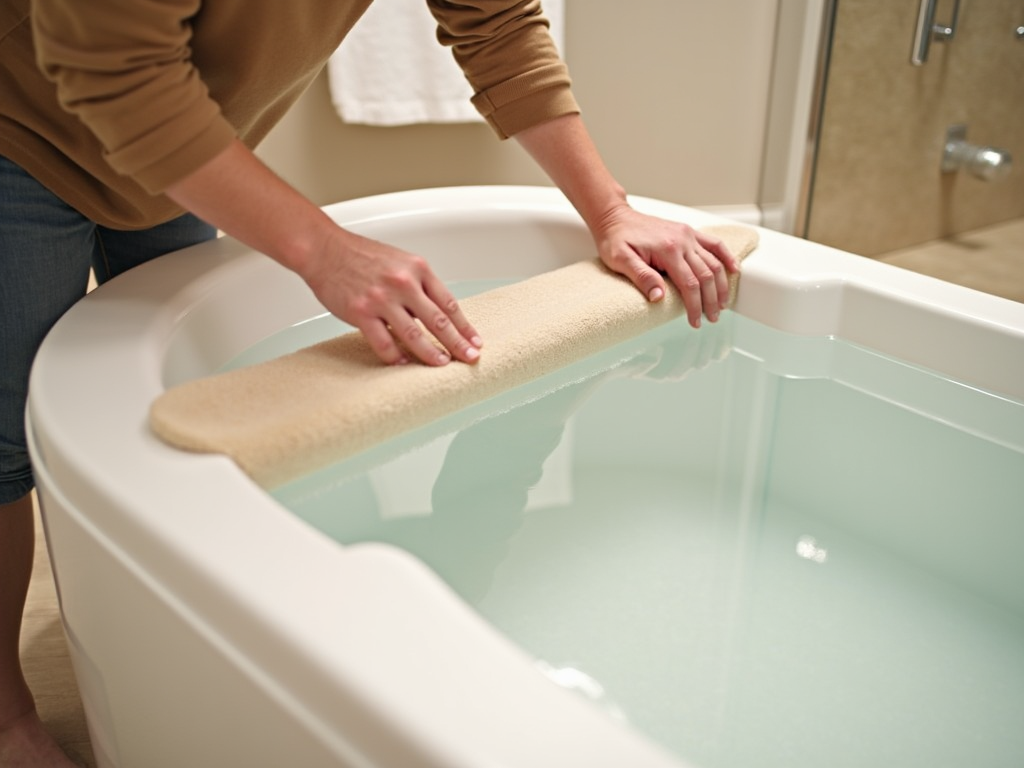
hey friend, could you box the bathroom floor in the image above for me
[876,218,1024,305]
[24,496,95,767]
[23,219,1023,768]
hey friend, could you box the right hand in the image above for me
[303,227,482,367]
[161,139,481,367]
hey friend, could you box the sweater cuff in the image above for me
[471,64,580,139]
[106,112,238,195]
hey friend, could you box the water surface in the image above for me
[234,286,1024,768]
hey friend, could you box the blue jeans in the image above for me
[0,155,216,504]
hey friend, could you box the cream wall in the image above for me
[255,0,779,210]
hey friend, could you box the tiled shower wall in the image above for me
[805,0,1024,256]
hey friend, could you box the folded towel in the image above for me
[150,224,758,488]
[327,0,565,126]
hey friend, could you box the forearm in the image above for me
[513,113,629,233]
[163,138,339,279]
[163,138,481,366]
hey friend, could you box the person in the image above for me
[0,1,741,764]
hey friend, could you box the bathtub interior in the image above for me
[263,298,1024,767]
[26,186,1024,768]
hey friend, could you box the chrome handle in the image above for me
[942,125,1013,182]
[911,0,961,65]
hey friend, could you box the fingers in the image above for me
[607,228,736,329]
[359,317,411,366]
[662,242,729,327]
[424,277,483,351]
[351,269,482,368]
[607,252,668,303]
[656,225,739,327]
[411,276,483,365]
[697,230,743,276]
[306,228,483,367]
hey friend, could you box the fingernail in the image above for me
[471,335,483,348]
[709,311,719,322]
[437,352,451,365]
[648,287,664,302]
[465,346,480,362]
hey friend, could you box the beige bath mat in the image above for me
[150,224,758,488]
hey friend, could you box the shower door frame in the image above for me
[758,0,833,237]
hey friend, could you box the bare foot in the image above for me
[0,709,81,767]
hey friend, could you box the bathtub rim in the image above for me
[26,184,1024,767]
[153,185,1024,402]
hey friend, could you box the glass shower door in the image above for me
[801,0,1023,257]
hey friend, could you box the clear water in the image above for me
[235,282,1024,768]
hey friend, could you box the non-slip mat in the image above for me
[150,224,758,488]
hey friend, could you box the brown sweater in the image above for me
[0,0,578,229]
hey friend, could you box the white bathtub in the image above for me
[27,186,1024,768]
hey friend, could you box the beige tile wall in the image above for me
[805,0,1024,256]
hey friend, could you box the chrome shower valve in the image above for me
[942,125,1013,182]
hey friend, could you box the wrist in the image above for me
[274,210,343,284]
[583,187,633,241]
[585,185,629,228]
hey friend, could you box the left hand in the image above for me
[591,204,743,328]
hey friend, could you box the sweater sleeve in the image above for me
[427,0,579,139]
[30,0,236,194]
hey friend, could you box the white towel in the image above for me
[328,0,565,126]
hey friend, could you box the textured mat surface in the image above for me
[150,224,758,488]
